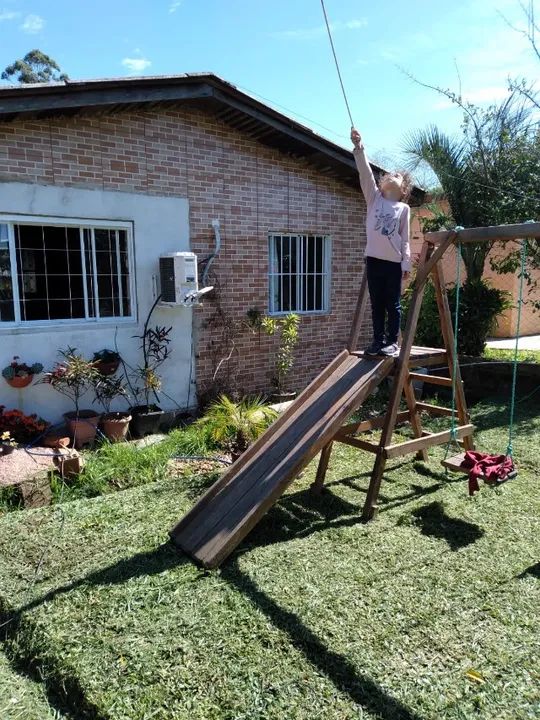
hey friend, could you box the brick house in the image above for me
[0,74,424,419]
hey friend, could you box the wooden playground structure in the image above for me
[171,221,540,569]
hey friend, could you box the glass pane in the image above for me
[15,225,85,321]
[0,241,14,322]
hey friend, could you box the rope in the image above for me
[320,0,355,127]
[443,230,464,468]
[506,235,529,457]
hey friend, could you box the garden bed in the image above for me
[0,396,538,719]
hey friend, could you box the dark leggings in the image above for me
[366,256,402,345]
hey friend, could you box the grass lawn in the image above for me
[0,651,59,719]
[0,395,539,720]
[482,348,540,363]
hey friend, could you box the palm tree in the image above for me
[403,89,535,281]
[196,395,277,461]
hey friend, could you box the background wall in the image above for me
[0,106,369,407]
[0,181,193,422]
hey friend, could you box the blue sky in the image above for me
[0,0,537,167]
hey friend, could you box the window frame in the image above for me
[0,214,136,329]
[268,233,332,316]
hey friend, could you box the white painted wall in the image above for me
[0,181,195,423]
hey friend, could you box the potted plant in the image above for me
[94,375,132,442]
[196,395,278,462]
[261,313,300,402]
[122,303,172,437]
[93,349,121,376]
[0,430,16,455]
[2,356,43,388]
[42,348,101,448]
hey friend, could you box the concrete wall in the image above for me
[0,181,193,422]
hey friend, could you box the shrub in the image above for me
[0,406,49,444]
[402,279,511,356]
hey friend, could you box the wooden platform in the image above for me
[354,345,447,368]
[170,352,393,568]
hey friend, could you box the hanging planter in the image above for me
[93,349,121,377]
[2,357,43,388]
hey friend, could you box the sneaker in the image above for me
[365,341,383,356]
[380,343,399,356]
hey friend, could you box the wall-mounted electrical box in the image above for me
[159,252,198,306]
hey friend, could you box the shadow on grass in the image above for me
[518,561,540,579]
[411,501,484,550]
[0,544,188,719]
[222,559,423,720]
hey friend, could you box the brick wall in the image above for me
[0,106,369,400]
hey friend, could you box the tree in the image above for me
[403,84,539,282]
[1,50,68,84]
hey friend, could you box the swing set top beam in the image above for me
[425,221,540,245]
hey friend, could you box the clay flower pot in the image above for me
[6,375,33,389]
[63,410,100,449]
[43,432,71,449]
[100,412,132,442]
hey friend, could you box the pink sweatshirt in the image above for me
[353,145,411,271]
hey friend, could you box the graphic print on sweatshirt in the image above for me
[374,203,402,255]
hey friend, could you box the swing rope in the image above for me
[506,236,528,458]
[320,0,355,128]
[445,228,531,471]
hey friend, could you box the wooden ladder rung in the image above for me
[416,402,455,417]
[385,424,475,459]
[334,435,381,453]
[409,372,455,387]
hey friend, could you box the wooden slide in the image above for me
[170,350,393,568]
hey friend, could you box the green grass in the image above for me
[0,396,539,719]
[0,651,60,719]
[483,348,540,363]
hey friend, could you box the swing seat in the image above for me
[442,452,518,481]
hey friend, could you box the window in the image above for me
[268,234,331,314]
[0,216,135,326]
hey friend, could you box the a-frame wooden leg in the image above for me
[431,261,474,451]
[362,238,454,521]
[403,371,428,461]
[311,441,333,494]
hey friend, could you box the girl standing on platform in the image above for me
[351,127,412,356]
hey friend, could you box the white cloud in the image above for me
[121,56,152,73]
[169,0,182,11]
[0,10,20,22]
[434,86,512,110]
[272,18,367,40]
[20,14,44,33]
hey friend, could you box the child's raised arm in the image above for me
[351,128,377,208]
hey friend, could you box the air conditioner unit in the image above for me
[159,252,198,306]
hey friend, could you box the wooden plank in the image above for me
[385,424,475,459]
[441,452,518,480]
[347,271,369,352]
[408,353,447,368]
[338,410,410,436]
[191,358,394,567]
[426,222,540,246]
[311,442,334,493]
[409,372,453,387]
[170,350,350,537]
[416,402,455,417]
[333,436,382,454]
[177,353,362,550]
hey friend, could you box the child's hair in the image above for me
[379,170,413,202]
